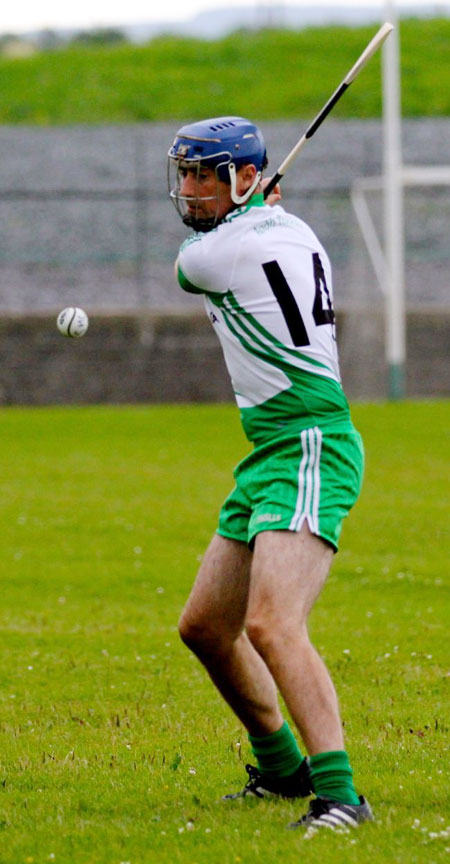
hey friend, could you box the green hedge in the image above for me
[1,19,449,123]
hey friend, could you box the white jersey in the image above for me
[177,194,352,444]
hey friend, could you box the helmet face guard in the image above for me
[168,116,267,232]
[167,152,233,233]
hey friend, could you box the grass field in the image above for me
[0,401,448,864]
[1,19,449,123]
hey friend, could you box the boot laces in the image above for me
[244,764,263,791]
[303,797,332,821]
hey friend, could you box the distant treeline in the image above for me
[0,27,127,55]
[0,19,448,123]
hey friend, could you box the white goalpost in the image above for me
[351,0,450,399]
[383,0,405,399]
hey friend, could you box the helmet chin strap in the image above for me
[228,162,262,205]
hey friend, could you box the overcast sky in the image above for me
[0,0,439,34]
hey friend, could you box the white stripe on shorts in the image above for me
[289,427,322,535]
[312,427,322,534]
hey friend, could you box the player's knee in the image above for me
[245,614,274,656]
[178,613,203,649]
[246,614,307,658]
[178,612,224,657]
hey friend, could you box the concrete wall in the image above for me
[0,310,448,405]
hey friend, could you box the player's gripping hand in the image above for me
[261,177,282,206]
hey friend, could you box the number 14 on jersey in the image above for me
[262,252,336,347]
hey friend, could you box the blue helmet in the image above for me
[168,116,267,181]
[168,116,268,231]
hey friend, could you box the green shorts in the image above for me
[217,426,364,552]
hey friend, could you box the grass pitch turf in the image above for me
[0,401,448,863]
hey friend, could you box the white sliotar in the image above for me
[57,307,89,338]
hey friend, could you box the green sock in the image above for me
[309,750,360,805]
[248,720,303,778]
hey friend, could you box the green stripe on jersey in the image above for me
[220,303,334,388]
[177,265,204,295]
[219,303,350,444]
[224,193,265,223]
[225,291,331,372]
[222,296,333,379]
[221,306,317,387]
